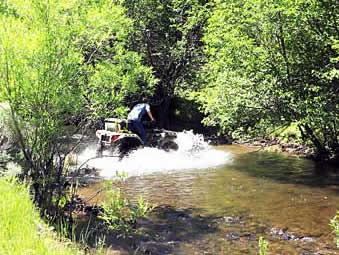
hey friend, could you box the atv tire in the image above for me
[115,136,143,158]
[158,139,178,152]
[96,142,103,158]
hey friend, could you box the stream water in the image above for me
[77,131,339,254]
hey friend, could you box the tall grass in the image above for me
[330,211,339,248]
[0,177,82,255]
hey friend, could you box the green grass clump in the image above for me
[98,187,154,238]
[0,177,82,255]
[330,211,339,248]
[258,236,269,255]
[270,123,302,143]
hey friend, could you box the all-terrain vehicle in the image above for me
[95,118,179,158]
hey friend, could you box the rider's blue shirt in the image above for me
[127,103,150,121]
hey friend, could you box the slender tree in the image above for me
[0,0,157,218]
[122,0,209,127]
[0,0,84,216]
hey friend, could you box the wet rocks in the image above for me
[238,137,314,158]
[205,135,233,145]
[270,227,313,242]
[137,241,177,255]
[226,231,241,240]
[222,216,241,223]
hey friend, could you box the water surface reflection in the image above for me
[79,144,339,254]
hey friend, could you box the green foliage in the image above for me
[0,177,82,255]
[0,0,84,137]
[77,0,157,119]
[0,0,85,215]
[195,0,339,158]
[133,195,155,219]
[86,54,156,119]
[195,0,274,135]
[0,0,157,218]
[98,187,154,237]
[258,236,269,255]
[330,211,339,248]
[270,123,302,143]
[99,188,131,233]
[122,0,209,125]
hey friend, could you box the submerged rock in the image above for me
[138,241,177,255]
[205,134,233,145]
[270,228,313,242]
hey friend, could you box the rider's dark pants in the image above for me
[128,119,146,144]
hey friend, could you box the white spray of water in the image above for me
[78,130,231,178]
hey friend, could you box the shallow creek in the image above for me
[77,132,339,254]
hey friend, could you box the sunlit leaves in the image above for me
[87,52,156,118]
[0,1,84,119]
[0,0,89,215]
[122,0,208,102]
[76,0,156,119]
[197,0,339,156]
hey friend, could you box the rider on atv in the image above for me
[95,103,178,158]
[127,102,155,145]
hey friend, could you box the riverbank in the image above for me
[235,137,339,169]
[0,177,83,255]
[206,131,338,164]
[235,137,315,158]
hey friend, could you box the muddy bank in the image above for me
[235,138,314,158]
[207,133,339,168]
[206,133,323,161]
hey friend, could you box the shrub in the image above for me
[98,186,154,237]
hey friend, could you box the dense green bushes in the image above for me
[121,0,208,126]
[0,0,156,218]
[195,0,339,160]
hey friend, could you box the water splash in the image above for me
[78,130,231,178]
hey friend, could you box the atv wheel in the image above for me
[115,136,143,158]
[96,142,103,158]
[158,139,178,152]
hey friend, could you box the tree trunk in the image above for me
[300,123,329,160]
[157,97,172,129]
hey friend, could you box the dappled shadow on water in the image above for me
[231,151,339,191]
[133,205,220,254]
[73,203,338,255]
[73,205,224,255]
